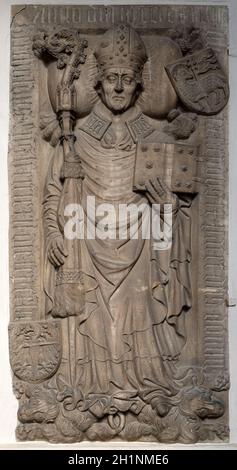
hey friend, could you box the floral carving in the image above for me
[9,6,229,444]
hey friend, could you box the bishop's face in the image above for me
[99,67,139,114]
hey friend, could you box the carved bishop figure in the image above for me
[43,24,193,420]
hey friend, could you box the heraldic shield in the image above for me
[166,48,229,116]
[9,321,61,383]
[8,4,230,444]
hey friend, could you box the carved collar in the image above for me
[79,103,155,142]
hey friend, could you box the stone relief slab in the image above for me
[9,4,229,443]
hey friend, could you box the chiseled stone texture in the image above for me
[8,4,229,443]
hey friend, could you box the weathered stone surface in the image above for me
[9,4,229,443]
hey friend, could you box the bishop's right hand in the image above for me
[47,235,68,268]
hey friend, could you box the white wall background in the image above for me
[0,0,237,449]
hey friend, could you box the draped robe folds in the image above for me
[43,103,192,409]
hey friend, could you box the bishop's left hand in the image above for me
[145,177,179,210]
